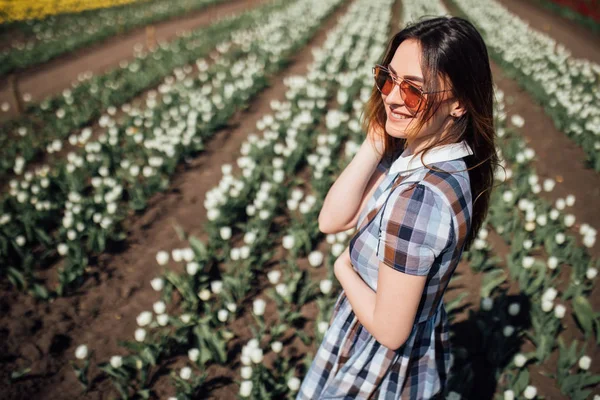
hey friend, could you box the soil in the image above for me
[1,0,599,399]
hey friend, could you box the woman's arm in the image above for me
[318,131,385,234]
[334,245,425,351]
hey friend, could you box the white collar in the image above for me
[388,140,473,176]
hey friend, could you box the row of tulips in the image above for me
[0,0,345,298]
[69,1,394,397]
[0,0,142,23]
[0,0,283,182]
[0,0,227,75]
[448,0,600,172]
[471,88,600,400]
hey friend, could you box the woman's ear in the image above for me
[449,100,466,118]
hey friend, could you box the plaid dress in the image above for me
[297,141,473,399]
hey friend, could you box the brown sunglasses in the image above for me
[372,64,452,114]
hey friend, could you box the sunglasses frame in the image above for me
[372,64,453,114]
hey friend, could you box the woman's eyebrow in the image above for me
[388,65,424,83]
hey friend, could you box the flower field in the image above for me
[0,0,599,399]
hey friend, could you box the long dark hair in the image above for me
[361,16,499,252]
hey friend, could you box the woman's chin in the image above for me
[385,120,408,138]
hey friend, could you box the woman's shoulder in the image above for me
[410,158,472,212]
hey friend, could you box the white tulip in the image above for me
[514,353,527,367]
[134,328,146,342]
[16,235,26,246]
[481,297,494,311]
[220,226,232,240]
[267,270,281,284]
[210,280,223,294]
[253,299,266,316]
[578,355,591,370]
[554,304,566,319]
[218,309,229,322]
[275,283,288,297]
[156,251,169,265]
[331,243,344,257]
[508,303,520,316]
[547,257,559,270]
[586,267,598,280]
[543,178,555,192]
[541,300,554,312]
[555,233,565,245]
[502,325,514,337]
[226,302,237,313]
[503,390,515,400]
[180,366,192,380]
[241,366,253,379]
[523,385,537,399]
[180,314,192,324]
[522,256,534,269]
[136,311,152,327]
[186,262,200,276]
[287,376,301,392]
[57,243,69,256]
[153,301,166,315]
[182,248,194,262]
[502,190,514,203]
[326,234,336,244]
[271,341,283,354]
[157,314,169,326]
[542,288,558,302]
[564,214,576,227]
[75,344,88,360]
[239,380,253,397]
[583,234,596,248]
[172,249,183,262]
[250,348,263,364]
[198,289,211,301]
[555,198,566,210]
[308,251,324,267]
[320,279,332,295]
[244,231,257,245]
[110,355,123,369]
[188,348,199,362]
[565,194,575,206]
[282,235,295,250]
[240,245,250,259]
[318,321,329,334]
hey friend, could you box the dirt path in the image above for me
[0,0,269,123]
[496,0,600,64]
[0,1,353,399]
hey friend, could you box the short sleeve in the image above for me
[376,183,454,276]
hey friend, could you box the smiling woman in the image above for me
[302,15,499,400]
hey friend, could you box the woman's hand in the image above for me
[334,245,355,279]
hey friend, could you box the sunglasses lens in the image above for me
[400,81,423,111]
[374,67,393,95]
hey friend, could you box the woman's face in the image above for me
[382,39,458,152]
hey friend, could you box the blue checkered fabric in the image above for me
[297,147,473,399]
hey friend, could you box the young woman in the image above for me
[296,16,498,399]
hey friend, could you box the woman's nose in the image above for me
[384,82,404,107]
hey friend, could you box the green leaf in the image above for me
[572,296,595,338]
[480,269,506,298]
